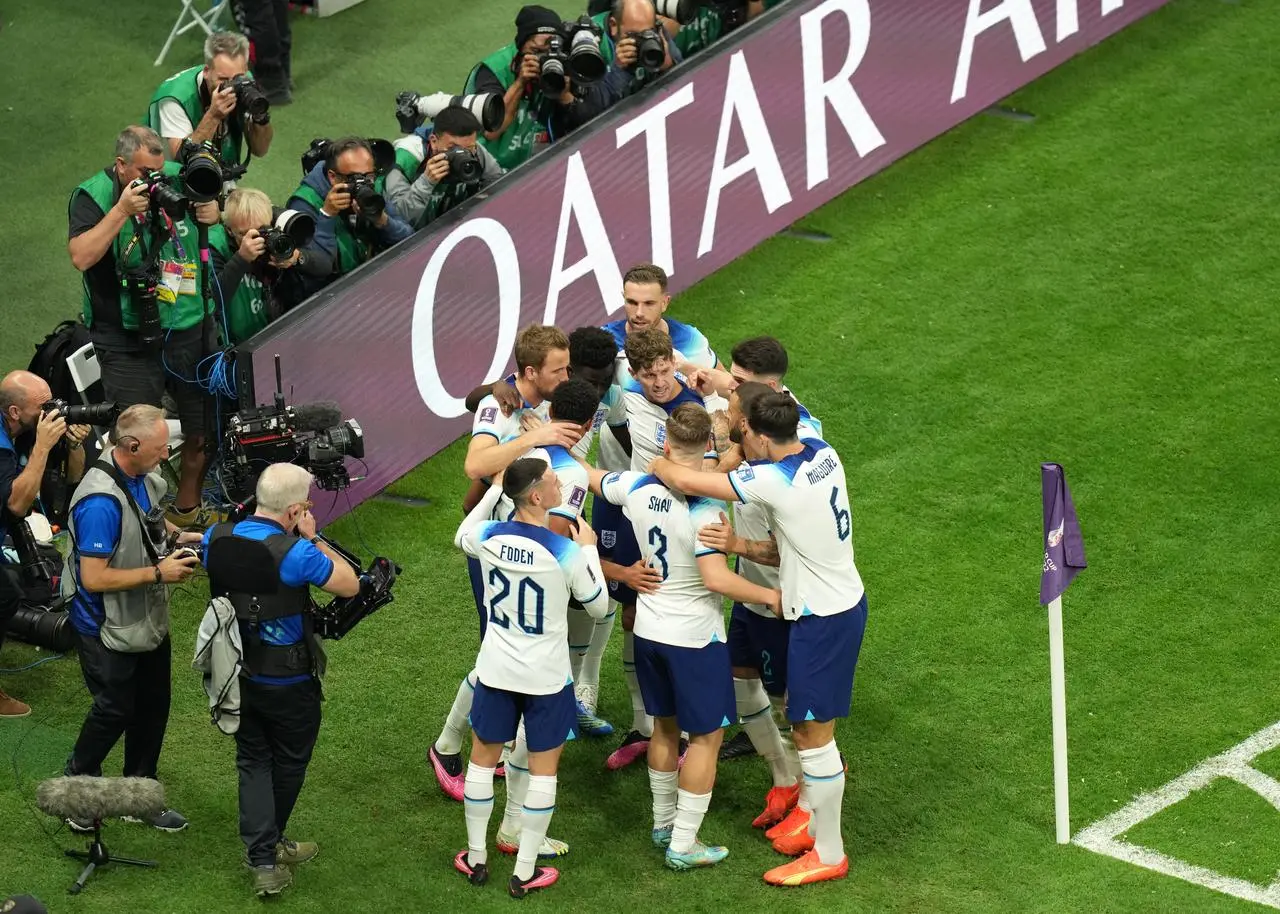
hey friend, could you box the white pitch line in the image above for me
[1073,721,1280,909]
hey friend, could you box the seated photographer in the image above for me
[465,5,616,171]
[0,371,90,719]
[285,137,413,299]
[63,405,203,832]
[600,0,684,104]
[210,188,331,346]
[68,125,221,530]
[201,463,359,898]
[387,105,503,231]
[147,31,273,187]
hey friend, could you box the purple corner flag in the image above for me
[1040,463,1087,605]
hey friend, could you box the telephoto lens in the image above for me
[539,36,569,96]
[139,169,189,219]
[42,399,121,427]
[180,141,224,203]
[653,0,699,22]
[261,209,316,259]
[568,28,607,82]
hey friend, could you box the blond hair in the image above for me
[223,187,273,229]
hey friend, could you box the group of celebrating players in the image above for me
[424,263,868,898]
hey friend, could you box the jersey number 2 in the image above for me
[488,569,546,635]
[829,487,851,542]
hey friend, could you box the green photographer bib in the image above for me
[465,46,541,172]
[291,181,387,277]
[146,65,244,168]
[71,160,207,333]
[207,223,268,345]
[391,133,475,230]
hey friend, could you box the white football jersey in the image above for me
[571,383,627,461]
[457,514,607,695]
[600,470,728,648]
[471,388,551,445]
[620,379,715,473]
[728,439,863,620]
[733,394,824,618]
[596,318,718,473]
[494,444,590,524]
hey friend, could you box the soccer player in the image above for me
[602,329,726,770]
[430,326,582,800]
[582,264,724,740]
[588,404,781,871]
[650,391,867,886]
[453,457,610,899]
[461,327,629,737]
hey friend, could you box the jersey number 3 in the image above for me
[647,526,669,580]
[488,569,546,635]
[829,487,851,542]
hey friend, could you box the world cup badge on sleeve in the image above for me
[479,406,498,424]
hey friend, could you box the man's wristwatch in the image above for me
[153,565,162,584]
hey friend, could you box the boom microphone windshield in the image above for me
[37,777,165,823]
[291,401,343,433]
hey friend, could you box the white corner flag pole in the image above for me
[1047,595,1070,843]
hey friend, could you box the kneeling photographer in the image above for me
[387,105,503,231]
[198,463,358,898]
[210,188,330,345]
[0,371,90,718]
[285,137,412,301]
[68,125,222,529]
[63,405,203,831]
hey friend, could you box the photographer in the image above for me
[147,31,274,186]
[285,137,412,298]
[209,188,331,345]
[63,406,202,832]
[601,0,684,105]
[387,106,504,231]
[68,126,220,530]
[464,5,615,171]
[202,463,359,898]
[0,371,89,719]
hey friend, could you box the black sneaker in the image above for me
[509,866,559,898]
[122,807,188,832]
[453,850,489,886]
[719,729,759,761]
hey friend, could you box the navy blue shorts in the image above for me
[590,495,640,606]
[727,603,791,697]
[470,681,578,753]
[785,595,868,724]
[633,636,736,736]
[467,556,487,639]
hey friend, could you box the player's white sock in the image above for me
[799,741,846,865]
[580,605,616,688]
[670,788,712,854]
[567,606,595,685]
[770,694,803,784]
[500,730,530,836]
[515,775,557,881]
[435,671,476,756]
[464,761,495,867]
[622,630,652,736]
[735,678,793,787]
[648,766,678,830]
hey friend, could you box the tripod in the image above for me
[65,820,156,895]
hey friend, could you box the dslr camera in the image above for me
[131,169,188,219]
[443,146,483,184]
[395,91,504,135]
[626,28,667,70]
[261,208,316,260]
[224,73,270,121]
[41,399,120,428]
[300,138,397,220]
[536,16,607,97]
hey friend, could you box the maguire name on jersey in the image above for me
[458,520,605,694]
[734,393,824,617]
[600,470,728,648]
[728,439,864,621]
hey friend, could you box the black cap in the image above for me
[2,898,49,914]
[515,5,562,50]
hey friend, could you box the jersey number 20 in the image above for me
[488,569,545,635]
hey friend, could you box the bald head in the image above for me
[0,371,52,433]
[612,0,658,32]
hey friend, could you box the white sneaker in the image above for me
[575,682,599,713]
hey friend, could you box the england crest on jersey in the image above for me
[601,529,617,548]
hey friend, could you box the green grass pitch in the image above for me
[2,0,1279,910]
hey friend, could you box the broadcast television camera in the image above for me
[221,355,365,502]
[227,496,402,641]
